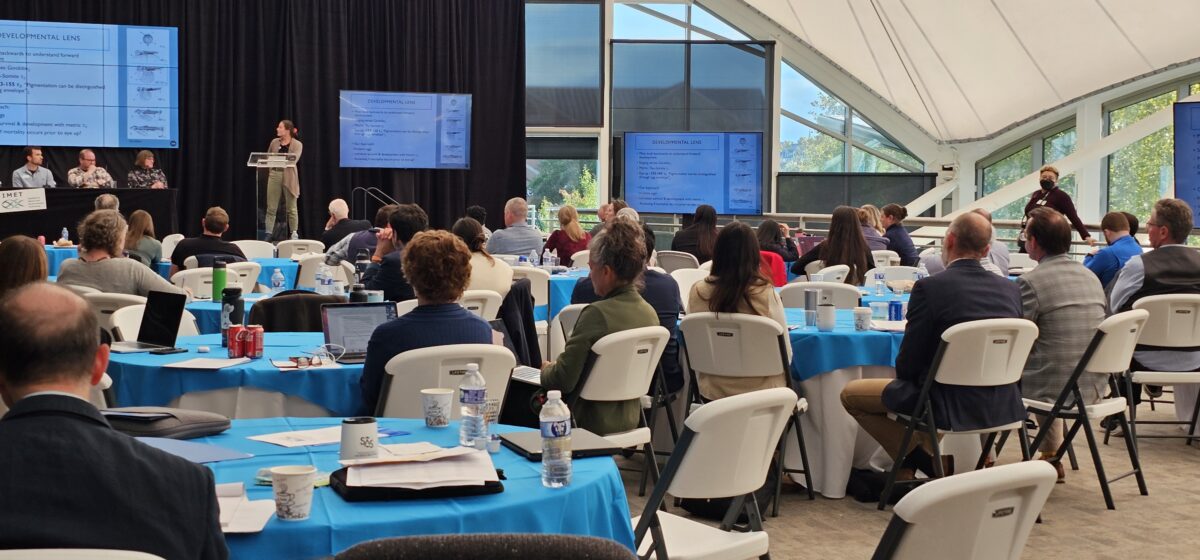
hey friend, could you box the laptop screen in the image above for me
[321,302,398,355]
[140,290,187,347]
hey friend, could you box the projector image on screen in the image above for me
[623,132,762,215]
[339,90,471,169]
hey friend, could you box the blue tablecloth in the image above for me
[549,269,588,319]
[106,333,363,416]
[187,293,270,334]
[202,417,636,556]
[44,245,78,275]
[156,257,300,290]
[786,308,904,380]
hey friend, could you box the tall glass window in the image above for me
[526,2,602,126]
[526,137,600,230]
[1107,90,1177,219]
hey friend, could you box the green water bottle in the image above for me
[212,259,227,301]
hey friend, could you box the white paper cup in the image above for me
[817,304,836,332]
[340,417,378,461]
[421,388,454,428]
[270,465,317,521]
[853,307,872,331]
[869,301,889,319]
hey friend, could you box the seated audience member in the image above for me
[1084,211,1142,288]
[0,283,227,559]
[58,210,186,298]
[321,198,371,249]
[590,203,613,237]
[671,204,719,263]
[325,204,396,266]
[169,206,246,276]
[453,217,513,297]
[1018,207,1107,481]
[124,209,162,266]
[11,146,55,189]
[689,221,789,400]
[572,224,685,393]
[1123,211,1140,238]
[1108,198,1200,423]
[487,197,543,256]
[466,205,492,240]
[541,218,658,434]
[127,149,168,189]
[880,204,919,266]
[841,212,1023,480]
[543,205,591,263]
[791,205,875,284]
[858,208,891,251]
[0,235,48,299]
[757,219,798,262]
[94,193,120,211]
[363,203,428,303]
[359,231,495,414]
[67,148,114,188]
[616,206,640,223]
[919,208,1009,276]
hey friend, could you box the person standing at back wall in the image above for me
[265,119,303,240]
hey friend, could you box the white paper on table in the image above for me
[248,426,388,448]
[269,359,344,371]
[338,442,475,466]
[346,449,499,489]
[870,320,907,332]
[215,482,275,533]
[163,357,252,370]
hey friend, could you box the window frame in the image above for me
[1100,79,1195,212]
[525,0,606,128]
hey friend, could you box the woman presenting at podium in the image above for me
[265,119,303,239]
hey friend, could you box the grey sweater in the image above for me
[58,257,186,298]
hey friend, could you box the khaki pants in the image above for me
[264,169,298,235]
[1034,416,1065,455]
[841,378,935,461]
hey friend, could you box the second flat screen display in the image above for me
[623,132,762,215]
[339,90,471,169]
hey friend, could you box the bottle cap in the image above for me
[222,287,242,298]
[467,362,479,371]
[547,390,561,400]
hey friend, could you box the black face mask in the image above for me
[1039,179,1055,190]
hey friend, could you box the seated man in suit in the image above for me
[0,282,227,559]
[169,206,247,276]
[841,211,1024,480]
[362,203,427,303]
[321,198,372,249]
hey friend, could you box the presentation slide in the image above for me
[339,90,471,169]
[624,132,762,215]
[1173,102,1200,224]
[0,20,179,149]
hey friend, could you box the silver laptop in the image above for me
[320,302,397,364]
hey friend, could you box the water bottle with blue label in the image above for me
[271,268,286,294]
[540,390,572,488]
[916,262,929,283]
[458,362,488,447]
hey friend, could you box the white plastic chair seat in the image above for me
[604,426,652,449]
[633,512,769,560]
[1023,397,1128,417]
[1129,371,1200,384]
[887,412,1024,436]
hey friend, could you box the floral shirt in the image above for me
[127,167,168,189]
[67,166,115,188]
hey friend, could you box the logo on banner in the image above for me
[0,189,48,214]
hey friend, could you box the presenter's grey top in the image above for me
[11,165,55,188]
[487,223,544,256]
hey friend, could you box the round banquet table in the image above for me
[202,417,636,557]
[156,257,300,290]
[106,333,361,418]
[44,244,79,275]
[548,269,589,320]
[187,292,270,334]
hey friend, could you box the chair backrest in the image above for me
[679,313,789,378]
[276,239,326,259]
[459,290,503,320]
[816,263,850,283]
[171,267,213,295]
[698,260,712,271]
[779,281,861,309]
[247,292,346,332]
[670,268,709,312]
[919,246,940,257]
[571,250,591,269]
[1132,294,1200,349]
[803,260,824,277]
[233,239,276,260]
[1083,309,1149,374]
[510,266,550,308]
[932,319,1038,387]
[340,261,357,285]
[873,266,921,283]
[182,255,197,270]
[183,254,246,270]
[395,299,419,317]
[1007,253,1037,270]
[378,344,517,418]
[872,249,900,268]
[0,550,166,560]
[576,326,669,403]
[548,303,588,360]
[60,283,100,296]
[161,233,184,261]
[656,250,700,273]
[111,304,200,342]
[295,254,329,289]
[334,534,635,560]
[227,261,262,292]
[667,387,796,499]
[877,461,1057,560]
[82,293,146,338]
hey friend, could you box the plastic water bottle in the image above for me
[290,231,299,240]
[458,363,488,447]
[874,270,886,296]
[540,390,572,488]
[550,249,559,267]
[60,227,69,243]
[270,268,286,294]
[317,264,334,295]
[916,262,929,282]
[529,250,540,266]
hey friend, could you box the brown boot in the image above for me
[1041,453,1065,483]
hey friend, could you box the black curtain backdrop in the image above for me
[0,1,525,239]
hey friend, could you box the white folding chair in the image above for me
[227,261,262,293]
[294,254,328,290]
[512,266,551,352]
[670,268,709,313]
[110,304,201,342]
[233,239,276,260]
[171,267,213,297]
[871,461,1057,560]
[395,299,419,317]
[182,255,198,270]
[633,387,796,560]
[679,312,814,514]
[376,344,517,418]
[656,250,700,273]
[571,250,591,269]
[161,233,184,261]
[919,246,940,258]
[779,281,861,309]
[547,303,588,361]
[815,264,850,283]
[458,290,503,320]
[874,266,921,283]
[276,239,325,259]
[698,260,712,271]
[879,318,1039,509]
[0,550,165,560]
[802,260,824,278]
[873,249,900,268]
[1124,294,1200,444]
[82,293,146,339]
[60,283,100,296]
[339,261,357,285]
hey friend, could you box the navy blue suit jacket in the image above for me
[363,250,414,303]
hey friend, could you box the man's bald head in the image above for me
[0,283,101,394]
[970,207,993,224]
[945,212,993,261]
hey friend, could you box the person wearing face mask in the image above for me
[1019,165,1092,252]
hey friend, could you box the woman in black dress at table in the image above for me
[126,150,167,189]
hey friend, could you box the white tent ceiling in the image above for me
[742,0,1200,142]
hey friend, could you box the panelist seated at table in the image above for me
[325,203,397,265]
[0,283,227,559]
[841,212,1025,480]
[573,223,684,393]
[11,145,55,189]
[454,216,514,298]
[363,203,427,303]
[541,218,659,435]
[688,222,789,400]
[67,148,115,188]
[360,230,496,414]
[57,210,187,299]
[127,149,168,189]
[169,206,247,277]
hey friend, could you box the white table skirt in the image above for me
[168,387,334,419]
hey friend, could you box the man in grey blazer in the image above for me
[1018,207,1107,481]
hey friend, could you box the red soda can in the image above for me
[247,325,265,359]
[227,324,246,359]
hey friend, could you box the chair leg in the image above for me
[1017,425,1032,462]
[639,441,661,499]
[1079,413,1116,510]
[976,432,998,470]
[1117,413,1150,496]
[663,395,680,444]
[1186,389,1200,447]
[793,413,815,500]
[1066,437,1080,470]
[772,436,785,518]
[879,421,919,510]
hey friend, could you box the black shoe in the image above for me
[1146,385,1164,399]
[1100,415,1120,432]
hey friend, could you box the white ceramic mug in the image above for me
[421,388,454,428]
[270,465,317,521]
[340,417,378,461]
[817,304,836,332]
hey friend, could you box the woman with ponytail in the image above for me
[265,119,303,239]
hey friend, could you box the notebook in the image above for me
[111,290,186,353]
[321,302,398,363]
[511,365,542,386]
[500,429,623,461]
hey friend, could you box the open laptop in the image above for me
[111,290,187,353]
[320,302,398,364]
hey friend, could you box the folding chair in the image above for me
[82,293,146,340]
[655,250,700,273]
[872,250,899,268]
[669,268,708,313]
[276,239,325,259]
[232,239,276,260]
[376,344,516,418]
[1119,294,1200,445]
[110,305,201,342]
[815,264,849,283]
[779,281,861,309]
[458,290,503,320]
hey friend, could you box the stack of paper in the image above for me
[215,483,275,533]
[248,426,396,448]
[163,357,251,370]
[871,320,907,332]
[346,445,499,489]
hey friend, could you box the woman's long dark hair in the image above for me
[452,217,493,264]
[690,204,718,261]
[820,206,871,285]
[701,221,770,315]
[756,219,782,249]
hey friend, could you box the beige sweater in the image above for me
[467,252,514,297]
[688,279,791,400]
